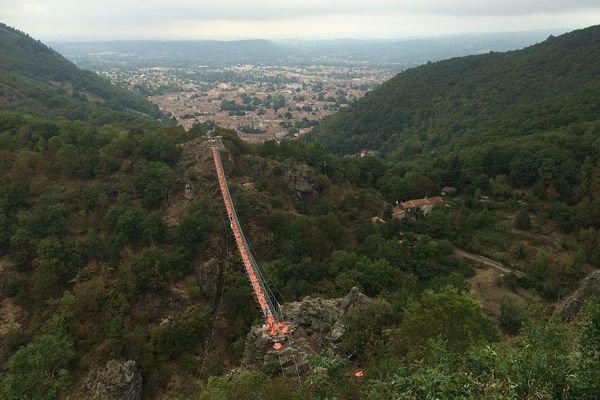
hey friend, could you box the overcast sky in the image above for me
[1,0,599,41]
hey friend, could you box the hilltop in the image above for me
[310,25,600,157]
[0,23,163,127]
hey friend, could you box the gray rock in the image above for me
[177,139,233,183]
[184,182,194,200]
[243,288,369,379]
[340,287,367,314]
[197,258,220,295]
[559,269,600,320]
[282,164,316,197]
[238,189,273,217]
[243,155,268,172]
[84,360,142,400]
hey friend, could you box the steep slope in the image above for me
[0,23,163,127]
[310,25,600,156]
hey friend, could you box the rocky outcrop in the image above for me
[243,155,268,173]
[282,164,316,198]
[244,191,273,218]
[184,182,195,200]
[84,360,142,400]
[558,269,600,320]
[164,138,233,225]
[177,138,233,182]
[196,258,220,295]
[243,287,369,378]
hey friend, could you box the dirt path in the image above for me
[455,248,525,277]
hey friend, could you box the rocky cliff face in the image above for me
[243,288,369,378]
[177,138,233,182]
[558,269,600,320]
[83,360,142,400]
[165,138,237,226]
[176,138,318,204]
[239,155,319,199]
[282,164,317,198]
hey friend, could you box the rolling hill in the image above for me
[51,30,559,69]
[309,25,600,157]
[0,23,164,127]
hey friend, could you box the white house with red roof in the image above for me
[392,196,444,220]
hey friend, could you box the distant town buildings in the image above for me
[99,65,392,142]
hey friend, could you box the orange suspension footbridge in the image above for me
[210,137,365,380]
[210,137,289,339]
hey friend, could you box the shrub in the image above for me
[514,208,532,230]
[151,305,210,359]
[0,334,75,400]
[500,296,522,334]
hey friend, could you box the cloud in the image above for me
[7,0,598,20]
[0,0,599,39]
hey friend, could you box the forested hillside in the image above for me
[311,25,600,156]
[1,112,598,399]
[0,24,599,400]
[0,111,484,398]
[307,25,600,306]
[0,23,163,127]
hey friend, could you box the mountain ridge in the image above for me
[0,22,164,127]
[51,30,560,68]
[309,25,600,157]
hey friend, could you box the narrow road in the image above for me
[455,248,525,277]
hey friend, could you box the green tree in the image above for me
[135,161,173,208]
[427,205,455,239]
[305,350,352,399]
[128,246,169,294]
[151,305,209,359]
[514,208,532,230]
[491,175,512,198]
[511,321,571,399]
[344,299,393,354]
[499,295,522,334]
[31,236,83,302]
[139,211,167,245]
[176,201,213,247]
[0,334,75,400]
[0,209,10,249]
[272,95,286,112]
[572,298,600,399]
[528,249,549,279]
[571,246,586,272]
[104,204,140,252]
[394,286,499,356]
[138,132,178,164]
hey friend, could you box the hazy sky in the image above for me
[1,0,599,40]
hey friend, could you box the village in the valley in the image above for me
[99,65,392,142]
